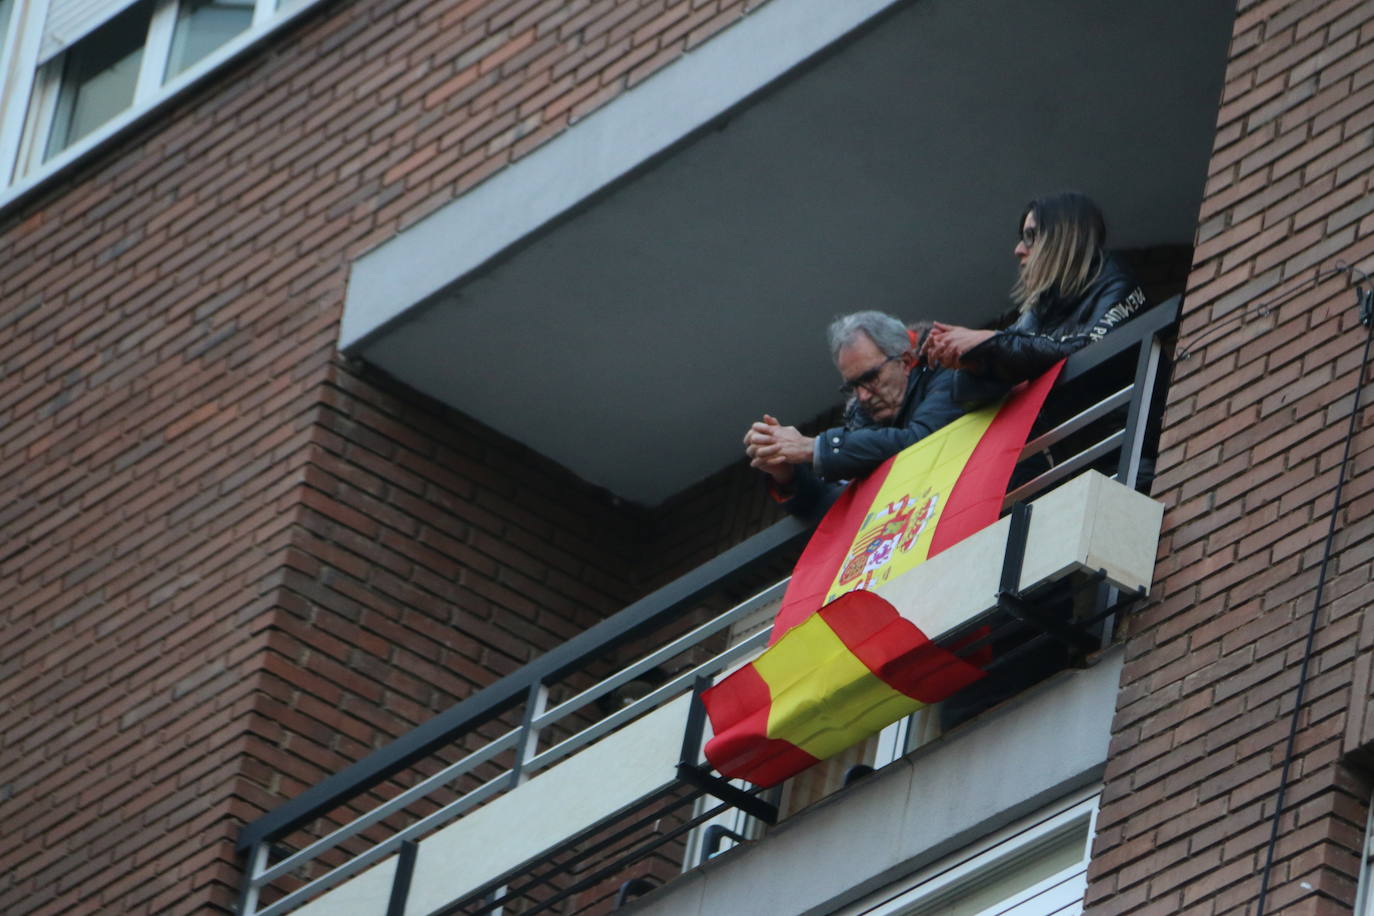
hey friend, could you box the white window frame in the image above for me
[1355,795,1374,916]
[19,0,159,171]
[0,0,48,184]
[19,0,245,173]
[834,788,1099,916]
[0,0,324,209]
[136,0,175,90]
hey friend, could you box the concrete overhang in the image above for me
[342,0,1235,505]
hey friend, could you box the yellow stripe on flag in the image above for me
[756,613,924,760]
[824,403,999,603]
[706,364,1064,787]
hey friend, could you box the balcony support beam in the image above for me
[995,502,1099,657]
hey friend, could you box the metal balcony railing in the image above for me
[236,297,1179,916]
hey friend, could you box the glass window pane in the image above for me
[166,0,253,80]
[901,821,1089,916]
[45,4,152,161]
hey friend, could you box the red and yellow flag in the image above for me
[702,365,1061,787]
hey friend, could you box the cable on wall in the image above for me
[1176,263,1358,361]
[1254,265,1374,915]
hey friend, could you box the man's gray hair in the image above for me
[827,311,911,362]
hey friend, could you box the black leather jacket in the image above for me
[954,254,1147,405]
[782,363,964,522]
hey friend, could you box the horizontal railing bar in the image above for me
[238,516,809,851]
[255,729,522,886]
[1018,385,1132,459]
[1056,296,1180,386]
[253,604,776,908]
[523,629,772,775]
[1003,431,1124,507]
[380,767,521,856]
[532,579,789,729]
[253,770,518,916]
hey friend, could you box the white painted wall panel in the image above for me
[298,695,691,916]
[874,471,1163,637]
[292,856,397,916]
[404,693,690,915]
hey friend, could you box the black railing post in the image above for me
[676,675,777,824]
[995,503,1096,655]
[1116,330,1162,491]
[678,675,712,769]
[998,502,1032,596]
[385,840,419,916]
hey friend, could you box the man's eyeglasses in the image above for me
[838,355,900,398]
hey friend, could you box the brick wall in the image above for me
[1087,1,1374,913]
[0,0,778,913]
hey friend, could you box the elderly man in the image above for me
[744,311,965,521]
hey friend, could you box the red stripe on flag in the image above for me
[703,363,1064,788]
[817,590,985,704]
[701,663,819,786]
[926,363,1063,557]
[770,461,895,643]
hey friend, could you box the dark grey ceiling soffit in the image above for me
[343,0,1236,506]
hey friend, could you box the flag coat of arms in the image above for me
[702,365,1062,787]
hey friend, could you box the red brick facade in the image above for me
[8,0,1374,913]
[0,1,782,913]
[1088,1,1374,913]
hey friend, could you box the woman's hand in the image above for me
[922,323,997,369]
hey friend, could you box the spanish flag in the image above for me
[702,365,1061,787]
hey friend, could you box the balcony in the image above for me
[237,300,1176,916]
[336,0,1233,507]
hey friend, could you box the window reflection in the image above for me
[45,4,152,161]
[167,0,254,80]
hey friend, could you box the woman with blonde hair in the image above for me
[923,192,1146,392]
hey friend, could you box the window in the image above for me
[0,0,319,193]
[30,0,267,165]
[166,0,252,79]
[836,791,1097,916]
[45,3,149,158]
[1355,796,1374,915]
